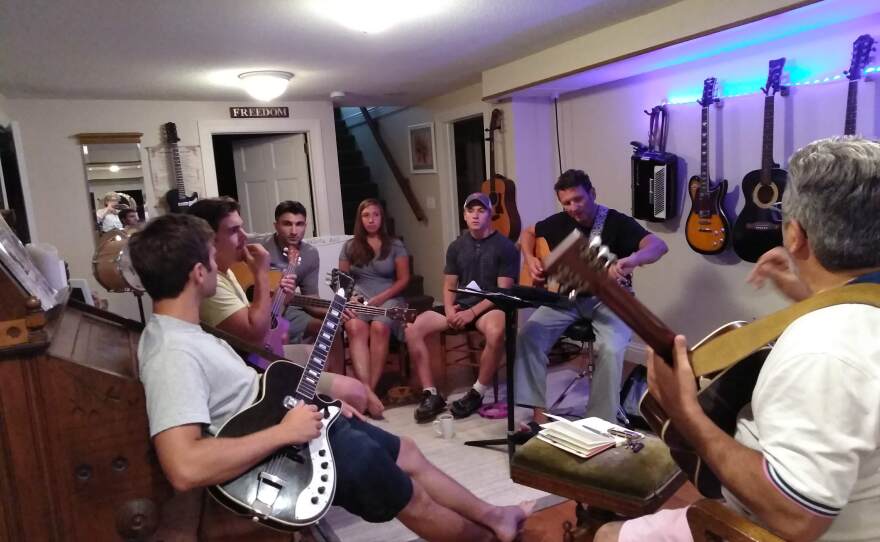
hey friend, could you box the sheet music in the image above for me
[146,144,206,215]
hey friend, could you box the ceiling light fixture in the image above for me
[239,71,294,102]
[314,0,451,34]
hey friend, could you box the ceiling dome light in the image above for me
[238,71,294,102]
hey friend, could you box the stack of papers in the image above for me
[537,414,644,459]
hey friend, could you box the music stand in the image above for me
[453,286,574,458]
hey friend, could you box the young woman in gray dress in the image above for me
[339,199,411,392]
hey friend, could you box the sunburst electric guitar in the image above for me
[685,78,730,255]
[209,270,355,530]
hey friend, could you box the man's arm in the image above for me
[610,234,668,279]
[153,403,323,492]
[648,337,833,541]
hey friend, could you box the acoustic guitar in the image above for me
[843,34,875,136]
[481,109,522,241]
[209,271,354,529]
[246,247,301,370]
[162,122,199,213]
[732,59,787,263]
[685,78,730,255]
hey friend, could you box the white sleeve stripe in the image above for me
[764,460,840,517]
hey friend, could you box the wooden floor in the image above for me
[520,482,703,542]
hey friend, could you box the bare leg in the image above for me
[368,321,391,390]
[474,310,505,388]
[345,319,371,388]
[396,480,495,542]
[405,311,448,389]
[396,436,533,542]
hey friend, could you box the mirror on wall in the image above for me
[75,133,145,236]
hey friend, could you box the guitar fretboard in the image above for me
[170,144,186,196]
[845,80,859,136]
[295,291,347,400]
[760,93,776,183]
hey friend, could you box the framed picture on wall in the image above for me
[408,122,436,174]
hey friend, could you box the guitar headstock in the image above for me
[762,58,786,96]
[541,232,620,298]
[162,122,180,145]
[328,269,355,299]
[846,34,876,81]
[386,306,417,324]
[698,77,719,108]
[486,108,503,140]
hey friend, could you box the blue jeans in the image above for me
[514,297,632,422]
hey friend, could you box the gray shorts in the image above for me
[284,306,314,344]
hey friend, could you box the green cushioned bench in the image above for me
[511,434,686,537]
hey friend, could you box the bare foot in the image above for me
[483,501,535,542]
[366,388,385,419]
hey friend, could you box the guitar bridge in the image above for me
[252,472,285,517]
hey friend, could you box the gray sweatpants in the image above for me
[513,297,632,422]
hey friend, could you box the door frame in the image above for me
[436,106,488,249]
[197,118,340,236]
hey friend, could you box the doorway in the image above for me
[0,125,30,242]
[212,132,315,237]
[452,116,486,231]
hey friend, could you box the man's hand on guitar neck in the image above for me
[646,335,701,424]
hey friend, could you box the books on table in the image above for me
[536,414,644,459]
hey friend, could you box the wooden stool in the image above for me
[511,434,686,539]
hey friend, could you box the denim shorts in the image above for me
[328,416,413,522]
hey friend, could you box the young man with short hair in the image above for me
[406,192,519,422]
[131,212,532,541]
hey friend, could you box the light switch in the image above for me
[425,196,436,209]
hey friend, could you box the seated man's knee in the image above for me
[483,325,504,347]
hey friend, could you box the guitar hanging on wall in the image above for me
[481,109,521,241]
[685,77,730,255]
[732,58,788,263]
[162,122,199,213]
[843,34,875,136]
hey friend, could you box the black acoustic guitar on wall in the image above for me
[162,122,199,213]
[843,34,875,136]
[732,58,788,263]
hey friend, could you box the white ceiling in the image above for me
[0,0,678,105]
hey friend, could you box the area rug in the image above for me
[316,388,569,542]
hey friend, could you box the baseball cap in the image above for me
[463,192,492,211]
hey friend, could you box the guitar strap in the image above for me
[691,281,880,377]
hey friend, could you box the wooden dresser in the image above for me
[0,276,172,541]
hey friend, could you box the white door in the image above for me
[232,133,313,235]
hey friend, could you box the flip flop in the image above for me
[478,401,508,419]
[511,421,542,445]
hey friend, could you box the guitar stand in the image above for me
[456,287,575,459]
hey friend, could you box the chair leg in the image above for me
[547,340,591,413]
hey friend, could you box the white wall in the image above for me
[348,83,518,301]
[6,98,341,320]
[544,17,880,345]
[0,93,9,126]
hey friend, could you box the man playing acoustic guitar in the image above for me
[131,213,533,541]
[596,137,880,541]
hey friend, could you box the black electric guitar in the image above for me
[209,271,354,530]
[843,34,875,136]
[685,78,730,255]
[480,109,521,241]
[732,58,788,263]
[162,122,199,213]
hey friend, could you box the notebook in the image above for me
[537,414,643,459]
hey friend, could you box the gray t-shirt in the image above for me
[138,314,259,437]
[339,238,408,301]
[248,233,320,296]
[445,230,519,308]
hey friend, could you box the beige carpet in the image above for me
[316,391,567,542]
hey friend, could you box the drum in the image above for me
[92,229,144,293]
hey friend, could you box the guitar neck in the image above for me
[269,259,298,317]
[170,144,185,196]
[295,292,346,400]
[760,94,775,183]
[844,80,858,136]
[290,294,390,318]
[699,105,710,194]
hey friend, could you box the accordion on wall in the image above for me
[631,105,678,222]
